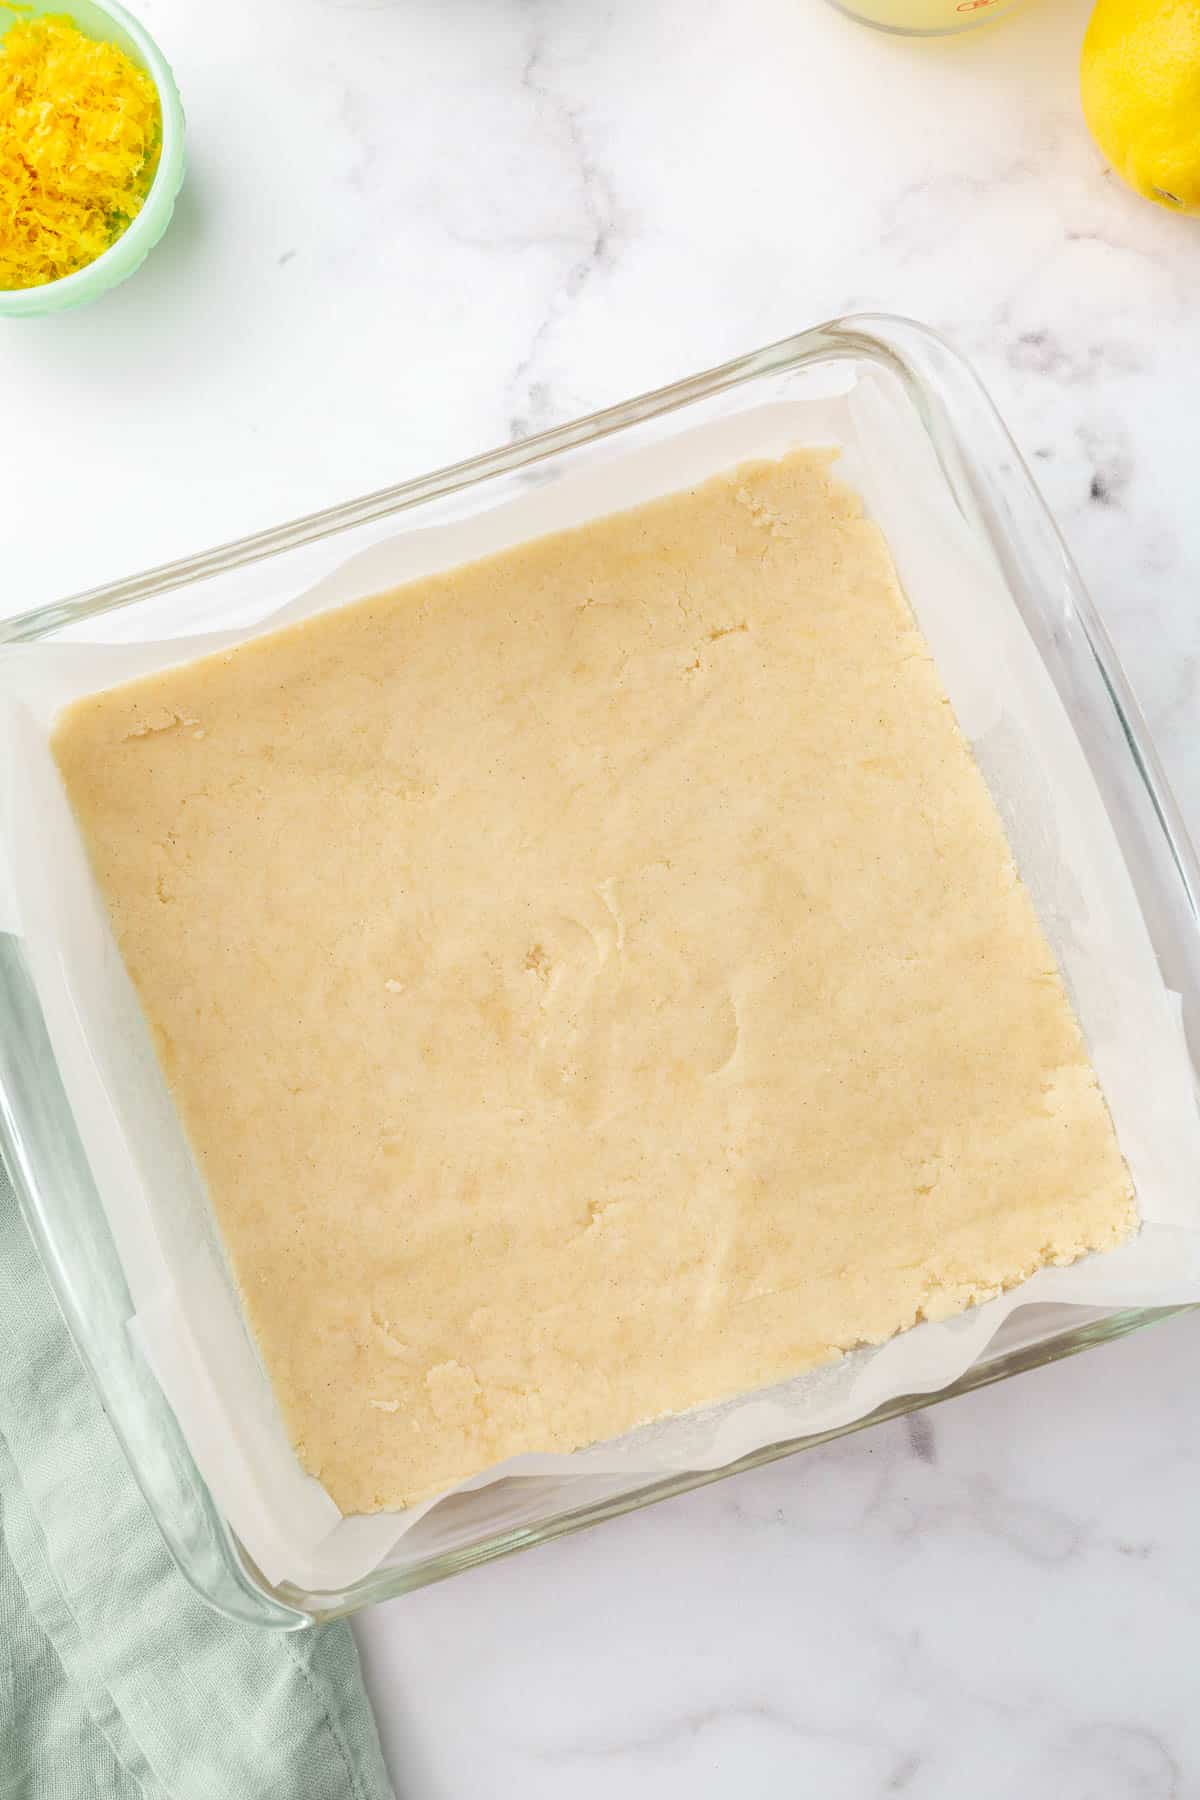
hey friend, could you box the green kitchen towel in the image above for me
[0,1159,395,1800]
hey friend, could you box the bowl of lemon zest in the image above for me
[0,2,184,313]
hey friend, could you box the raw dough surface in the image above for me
[53,452,1136,1513]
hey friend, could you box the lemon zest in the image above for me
[0,15,161,290]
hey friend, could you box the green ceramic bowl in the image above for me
[0,0,185,316]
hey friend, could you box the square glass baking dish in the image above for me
[2,314,1198,1628]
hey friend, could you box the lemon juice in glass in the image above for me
[830,0,1021,34]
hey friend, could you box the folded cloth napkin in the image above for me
[0,1160,395,1800]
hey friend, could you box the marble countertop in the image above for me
[4,0,1200,1792]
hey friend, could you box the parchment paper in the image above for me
[4,370,1200,1595]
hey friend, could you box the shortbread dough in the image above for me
[53,452,1136,1513]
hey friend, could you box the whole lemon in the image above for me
[1081,0,1200,212]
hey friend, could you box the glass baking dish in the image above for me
[2,314,1198,1628]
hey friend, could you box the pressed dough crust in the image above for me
[53,452,1136,1513]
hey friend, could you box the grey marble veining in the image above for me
[2,0,1199,1793]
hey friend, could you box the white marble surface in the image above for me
[4,0,1200,1793]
